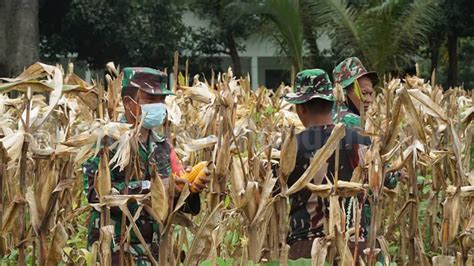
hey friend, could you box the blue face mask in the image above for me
[140,103,167,129]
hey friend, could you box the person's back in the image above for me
[287,125,370,255]
[283,68,370,259]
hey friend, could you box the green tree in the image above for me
[40,0,187,69]
[437,0,474,87]
[234,0,438,78]
[233,0,305,72]
[188,0,261,77]
[417,0,474,88]
[308,0,439,76]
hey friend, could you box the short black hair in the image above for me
[299,98,334,115]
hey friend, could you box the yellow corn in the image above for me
[190,167,211,193]
[182,161,208,183]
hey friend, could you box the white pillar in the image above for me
[251,56,258,90]
[85,67,92,84]
[169,73,174,90]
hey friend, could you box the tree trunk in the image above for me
[0,0,11,76]
[447,33,458,88]
[226,32,242,78]
[0,0,39,77]
[301,6,319,68]
[429,37,440,77]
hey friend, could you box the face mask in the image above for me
[140,103,167,129]
[127,96,167,129]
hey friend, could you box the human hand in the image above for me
[190,168,211,193]
[174,177,189,192]
[398,167,409,183]
[162,176,189,193]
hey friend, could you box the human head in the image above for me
[284,69,335,127]
[121,67,174,125]
[333,57,378,113]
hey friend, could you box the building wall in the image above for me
[182,11,332,89]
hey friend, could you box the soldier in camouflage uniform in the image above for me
[332,57,379,128]
[284,69,371,259]
[83,67,210,264]
[333,58,401,257]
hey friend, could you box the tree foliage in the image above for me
[40,0,187,69]
[188,0,261,77]
[308,0,440,75]
[232,0,305,72]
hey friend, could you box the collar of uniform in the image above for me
[118,115,167,142]
[139,130,166,154]
[149,130,166,143]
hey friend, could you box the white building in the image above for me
[182,11,331,89]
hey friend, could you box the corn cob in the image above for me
[182,161,208,183]
[190,164,211,193]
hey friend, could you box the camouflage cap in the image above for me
[333,57,379,90]
[284,69,335,104]
[122,67,174,96]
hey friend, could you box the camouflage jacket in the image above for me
[82,130,199,263]
[287,125,371,244]
[332,103,399,189]
[333,102,361,128]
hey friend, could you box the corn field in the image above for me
[0,62,472,265]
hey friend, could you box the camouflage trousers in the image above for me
[87,209,160,265]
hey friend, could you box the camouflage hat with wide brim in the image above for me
[122,67,175,96]
[284,69,335,104]
[333,57,379,90]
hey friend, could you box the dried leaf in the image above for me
[287,124,345,195]
[215,132,231,178]
[2,196,25,233]
[0,62,55,82]
[37,160,57,216]
[98,225,114,266]
[306,181,365,198]
[399,87,426,143]
[251,175,278,225]
[229,156,246,206]
[46,223,68,265]
[432,255,455,266]
[184,135,218,152]
[0,130,25,168]
[118,205,159,265]
[279,125,297,182]
[151,165,169,223]
[184,202,224,264]
[311,237,330,266]
[96,151,111,197]
[408,89,447,122]
[25,187,40,235]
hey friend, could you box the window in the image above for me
[265,69,290,89]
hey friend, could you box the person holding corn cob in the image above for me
[83,67,211,264]
[283,69,371,259]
